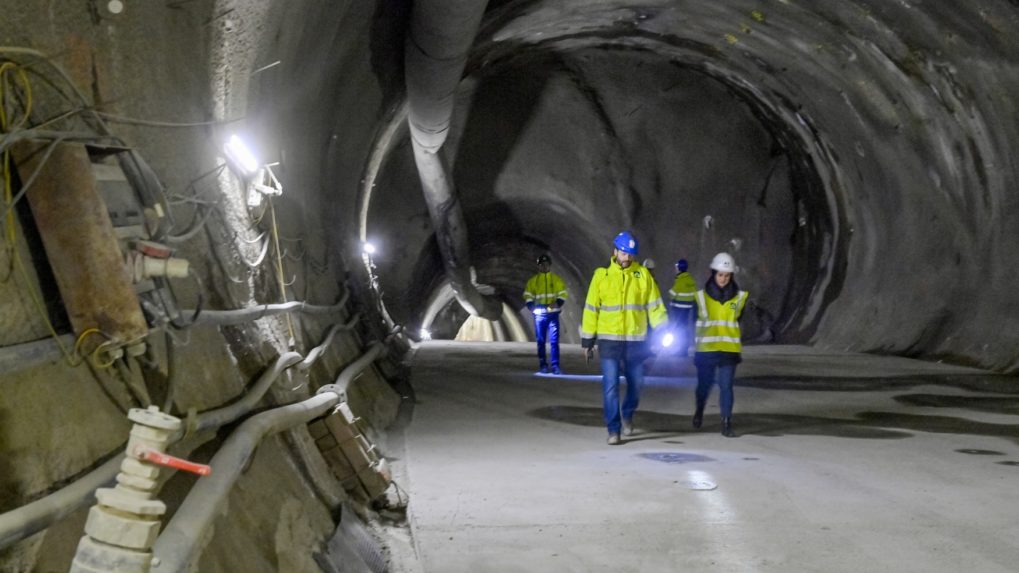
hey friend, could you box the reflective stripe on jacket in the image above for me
[581,259,668,342]
[694,289,748,353]
[669,272,698,309]
[524,272,568,314]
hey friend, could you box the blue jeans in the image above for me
[534,313,560,368]
[601,357,645,434]
[696,363,736,418]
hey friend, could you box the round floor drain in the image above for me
[639,452,714,464]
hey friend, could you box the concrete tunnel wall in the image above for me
[1,0,1019,571]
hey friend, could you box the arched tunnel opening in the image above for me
[2,1,1018,572]
[363,44,842,346]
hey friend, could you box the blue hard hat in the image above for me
[676,258,688,272]
[612,231,639,255]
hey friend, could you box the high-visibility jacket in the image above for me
[523,272,568,314]
[669,272,698,310]
[694,289,749,353]
[581,259,668,343]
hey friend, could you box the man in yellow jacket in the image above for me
[523,254,568,374]
[581,231,669,445]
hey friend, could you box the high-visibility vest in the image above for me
[581,259,668,342]
[523,272,568,314]
[669,272,698,310]
[694,289,748,353]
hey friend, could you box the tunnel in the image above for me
[1,1,1017,572]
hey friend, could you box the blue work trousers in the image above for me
[695,363,736,418]
[534,312,560,369]
[601,357,645,434]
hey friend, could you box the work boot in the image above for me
[607,433,621,445]
[551,366,562,375]
[539,364,549,374]
[692,405,704,429]
[622,419,634,436]
[721,417,735,438]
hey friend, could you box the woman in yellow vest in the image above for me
[692,252,748,437]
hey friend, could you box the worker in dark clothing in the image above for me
[668,258,697,356]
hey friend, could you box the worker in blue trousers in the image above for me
[523,254,568,374]
[668,258,697,356]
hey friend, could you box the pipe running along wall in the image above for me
[151,342,388,573]
[0,313,361,550]
[405,0,502,321]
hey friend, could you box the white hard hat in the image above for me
[642,258,656,270]
[710,252,736,272]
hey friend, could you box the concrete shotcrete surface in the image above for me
[398,341,1019,572]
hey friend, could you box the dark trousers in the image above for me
[668,306,695,351]
[695,363,736,418]
[534,312,560,368]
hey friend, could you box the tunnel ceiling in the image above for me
[358,0,1019,370]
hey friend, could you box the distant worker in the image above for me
[668,258,697,355]
[642,258,656,274]
[692,252,748,438]
[523,254,568,374]
[581,231,668,445]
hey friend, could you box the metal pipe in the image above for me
[189,300,347,327]
[405,0,501,321]
[298,314,361,371]
[0,334,75,375]
[188,352,303,435]
[0,341,332,550]
[151,343,387,573]
[0,454,123,550]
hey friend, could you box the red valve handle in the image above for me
[138,449,212,476]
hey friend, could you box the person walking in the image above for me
[692,252,748,437]
[581,231,668,445]
[668,258,697,355]
[523,254,568,374]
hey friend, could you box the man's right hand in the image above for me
[584,347,594,364]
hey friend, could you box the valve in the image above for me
[135,448,211,476]
[69,406,197,573]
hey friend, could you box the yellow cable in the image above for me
[91,340,119,369]
[269,198,295,342]
[74,327,108,358]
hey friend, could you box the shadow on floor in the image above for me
[893,393,1019,415]
[527,405,1019,442]
[738,375,1019,394]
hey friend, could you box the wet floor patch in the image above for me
[995,461,1019,466]
[738,374,1019,394]
[856,412,1019,444]
[894,393,1019,415]
[639,452,714,464]
[955,448,1005,455]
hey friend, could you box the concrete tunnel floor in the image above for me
[389,341,1019,572]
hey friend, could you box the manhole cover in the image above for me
[639,452,714,464]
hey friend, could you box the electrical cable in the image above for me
[93,111,245,128]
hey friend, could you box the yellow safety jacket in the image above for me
[694,289,749,353]
[668,272,698,310]
[523,272,568,314]
[581,259,668,343]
